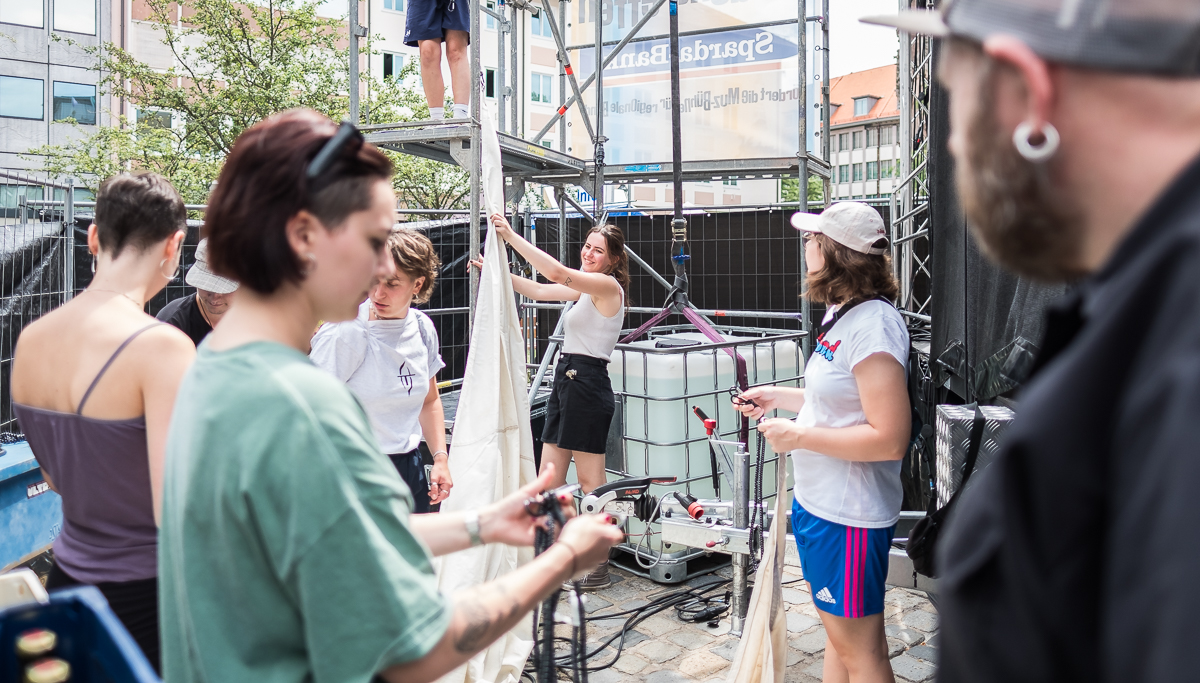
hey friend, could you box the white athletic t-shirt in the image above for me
[792,299,909,528]
[310,302,446,454]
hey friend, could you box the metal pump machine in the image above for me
[579,407,773,637]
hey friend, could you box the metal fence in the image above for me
[0,172,79,434]
[0,171,204,435]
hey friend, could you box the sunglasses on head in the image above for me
[306,121,365,181]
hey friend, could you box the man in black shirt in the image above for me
[865,1,1200,680]
[157,238,237,345]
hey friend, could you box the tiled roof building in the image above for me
[822,63,901,201]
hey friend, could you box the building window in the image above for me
[54,0,95,34]
[881,126,895,145]
[1,0,43,27]
[880,159,895,179]
[723,179,738,186]
[852,131,863,149]
[866,128,878,147]
[838,132,849,152]
[52,81,96,124]
[382,0,403,10]
[485,0,495,29]
[485,68,496,98]
[866,161,878,181]
[531,8,554,37]
[852,164,863,182]
[531,73,552,103]
[852,96,877,117]
[137,108,173,129]
[0,76,44,120]
[383,52,403,80]
[838,165,849,183]
[540,139,552,148]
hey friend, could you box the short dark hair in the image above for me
[94,173,186,258]
[387,229,440,305]
[204,109,393,294]
[803,233,900,306]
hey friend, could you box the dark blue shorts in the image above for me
[404,0,471,47]
[389,449,431,514]
[791,498,895,618]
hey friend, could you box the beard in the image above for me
[956,96,1086,282]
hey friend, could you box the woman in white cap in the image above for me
[156,238,239,345]
[735,202,910,683]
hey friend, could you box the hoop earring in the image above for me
[159,256,180,280]
[1013,121,1060,163]
[90,254,96,275]
[302,252,317,276]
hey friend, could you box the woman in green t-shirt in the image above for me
[159,109,623,683]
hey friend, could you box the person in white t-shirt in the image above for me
[735,202,910,683]
[311,228,453,513]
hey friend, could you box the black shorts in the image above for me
[404,0,471,47]
[542,353,615,454]
[389,449,431,514]
[48,563,160,674]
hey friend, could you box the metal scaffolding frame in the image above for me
[891,0,934,325]
[354,0,826,322]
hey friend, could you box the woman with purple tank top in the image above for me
[10,173,197,672]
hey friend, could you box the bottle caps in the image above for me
[15,629,57,659]
[24,658,71,683]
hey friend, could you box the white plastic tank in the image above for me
[605,331,803,552]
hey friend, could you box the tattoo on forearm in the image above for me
[453,584,522,654]
[564,276,573,286]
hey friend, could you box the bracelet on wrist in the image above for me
[432,450,448,459]
[556,540,580,579]
[464,509,484,547]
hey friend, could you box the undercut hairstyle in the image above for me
[204,109,393,294]
[388,228,440,305]
[803,233,899,306]
[94,173,186,258]
[588,223,630,297]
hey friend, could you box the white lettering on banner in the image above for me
[592,28,792,78]
[27,480,49,498]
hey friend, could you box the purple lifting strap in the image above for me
[619,305,751,444]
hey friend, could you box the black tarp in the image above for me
[0,222,70,433]
[927,42,1067,405]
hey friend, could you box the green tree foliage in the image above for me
[26,0,467,211]
[780,175,825,205]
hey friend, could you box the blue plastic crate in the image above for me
[0,586,159,683]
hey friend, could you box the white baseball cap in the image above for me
[185,238,239,294]
[790,202,889,255]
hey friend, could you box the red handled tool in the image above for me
[692,406,721,498]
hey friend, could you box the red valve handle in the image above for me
[706,540,718,548]
[703,418,717,436]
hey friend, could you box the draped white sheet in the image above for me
[725,452,789,683]
[432,101,539,683]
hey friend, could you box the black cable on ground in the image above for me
[524,571,810,681]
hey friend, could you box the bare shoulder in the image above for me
[138,323,197,364]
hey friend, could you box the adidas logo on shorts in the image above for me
[815,587,836,604]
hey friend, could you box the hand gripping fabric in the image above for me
[725,451,789,683]
[433,100,538,683]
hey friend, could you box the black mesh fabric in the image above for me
[927,40,1067,403]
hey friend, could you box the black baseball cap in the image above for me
[862,0,1200,77]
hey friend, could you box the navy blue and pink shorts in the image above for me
[790,498,895,619]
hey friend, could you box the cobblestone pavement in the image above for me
[562,559,938,683]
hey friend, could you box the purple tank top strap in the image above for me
[76,323,163,415]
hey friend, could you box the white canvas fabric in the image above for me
[725,452,789,683]
[433,101,538,683]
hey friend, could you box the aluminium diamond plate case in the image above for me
[935,405,1016,507]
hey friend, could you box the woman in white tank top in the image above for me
[474,215,628,588]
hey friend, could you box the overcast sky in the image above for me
[825,0,902,78]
